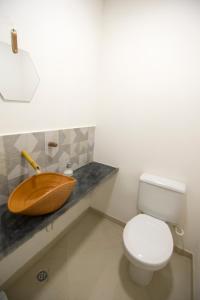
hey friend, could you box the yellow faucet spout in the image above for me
[21,150,41,174]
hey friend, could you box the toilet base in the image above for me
[129,263,154,286]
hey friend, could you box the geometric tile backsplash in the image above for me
[0,126,95,205]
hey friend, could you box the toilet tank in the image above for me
[138,173,186,224]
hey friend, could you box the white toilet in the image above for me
[123,173,186,286]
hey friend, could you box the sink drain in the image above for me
[36,270,48,282]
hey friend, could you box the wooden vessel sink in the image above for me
[8,173,77,216]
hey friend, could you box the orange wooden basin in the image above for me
[8,173,77,216]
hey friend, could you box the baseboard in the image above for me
[174,246,193,259]
[90,207,126,227]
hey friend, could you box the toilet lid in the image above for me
[123,214,173,267]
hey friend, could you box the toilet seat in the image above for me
[123,214,173,271]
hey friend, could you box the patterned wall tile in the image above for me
[0,137,6,177]
[71,127,88,144]
[60,144,71,157]
[3,134,22,158]
[45,163,59,173]
[58,150,71,173]
[88,127,95,152]
[70,155,79,171]
[71,143,80,157]
[0,136,5,157]
[80,140,89,154]
[45,131,59,158]
[70,127,95,170]
[45,145,70,166]
[7,175,28,194]
[71,136,87,154]
[14,134,36,153]
[0,158,7,178]
[88,127,95,162]
[0,175,8,205]
[79,153,88,168]
[87,151,94,163]
[6,149,28,180]
[59,129,72,146]
[3,131,45,160]
[31,132,45,152]
[0,178,8,195]
[4,132,45,182]
[27,151,46,176]
[0,136,8,205]
[0,194,8,206]
[0,126,96,204]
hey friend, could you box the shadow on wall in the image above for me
[89,174,119,215]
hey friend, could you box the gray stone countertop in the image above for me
[0,162,118,260]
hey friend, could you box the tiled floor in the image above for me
[6,210,192,300]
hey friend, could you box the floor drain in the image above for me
[36,270,48,282]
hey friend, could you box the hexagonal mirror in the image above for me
[0,41,39,102]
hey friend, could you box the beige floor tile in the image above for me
[6,210,192,300]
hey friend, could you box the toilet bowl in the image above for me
[123,173,186,286]
[123,214,173,286]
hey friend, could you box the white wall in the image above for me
[94,0,200,252]
[1,0,200,253]
[0,0,102,135]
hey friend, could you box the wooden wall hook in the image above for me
[11,29,18,54]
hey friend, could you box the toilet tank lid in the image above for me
[140,173,186,194]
